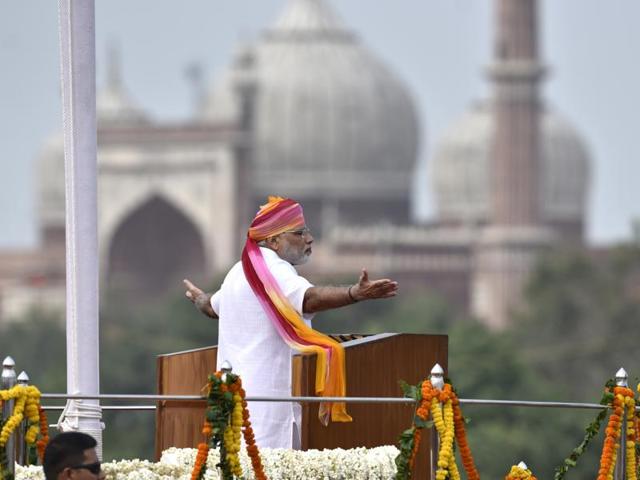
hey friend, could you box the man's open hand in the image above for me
[351,268,398,301]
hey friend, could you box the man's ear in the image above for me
[264,236,280,251]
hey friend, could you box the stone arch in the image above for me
[106,195,207,301]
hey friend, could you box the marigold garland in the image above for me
[395,378,479,480]
[623,391,637,480]
[222,390,243,477]
[505,464,538,480]
[452,394,480,480]
[0,384,48,478]
[190,371,267,480]
[191,440,209,480]
[36,406,50,463]
[431,396,460,480]
[636,383,640,478]
[239,385,267,480]
[595,385,635,480]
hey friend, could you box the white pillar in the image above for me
[57,0,103,455]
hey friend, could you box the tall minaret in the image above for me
[472,0,554,329]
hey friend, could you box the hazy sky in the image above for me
[1,1,638,248]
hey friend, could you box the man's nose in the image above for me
[305,233,314,244]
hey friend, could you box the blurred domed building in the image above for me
[199,0,419,232]
[298,0,591,328]
[0,0,591,329]
[431,101,590,241]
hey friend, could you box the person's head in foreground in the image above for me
[250,196,314,266]
[43,431,105,480]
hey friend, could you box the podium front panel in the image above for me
[157,333,448,478]
[293,333,448,478]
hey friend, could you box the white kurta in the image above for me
[210,247,314,449]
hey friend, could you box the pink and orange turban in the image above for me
[241,196,351,425]
[247,196,306,241]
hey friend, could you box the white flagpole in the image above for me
[57,0,103,455]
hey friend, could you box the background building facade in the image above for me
[0,0,591,328]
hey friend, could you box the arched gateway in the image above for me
[107,195,206,299]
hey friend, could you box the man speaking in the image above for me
[184,196,398,448]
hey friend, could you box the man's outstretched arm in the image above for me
[184,278,219,319]
[302,268,398,314]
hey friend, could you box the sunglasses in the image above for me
[69,461,102,475]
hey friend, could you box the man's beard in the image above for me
[282,245,311,265]
[295,251,311,265]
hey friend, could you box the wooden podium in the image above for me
[156,333,447,477]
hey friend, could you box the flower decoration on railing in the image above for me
[597,383,637,480]
[190,368,266,480]
[0,384,48,478]
[554,379,614,480]
[637,383,640,476]
[395,373,479,480]
[505,462,538,480]
[35,406,49,463]
[554,375,640,480]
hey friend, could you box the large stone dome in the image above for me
[200,0,420,228]
[430,101,591,239]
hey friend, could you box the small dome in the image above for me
[431,101,590,233]
[36,133,65,229]
[97,46,149,126]
[199,0,419,211]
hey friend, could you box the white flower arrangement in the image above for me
[16,445,399,479]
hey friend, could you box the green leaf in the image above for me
[399,380,420,401]
[400,427,415,442]
[398,428,415,450]
[413,416,433,429]
[601,391,614,405]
